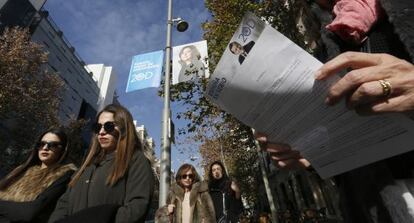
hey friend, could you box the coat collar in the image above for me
[171,181,209,207]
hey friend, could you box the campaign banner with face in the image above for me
[172,40,209,85]
[126,50,164,92]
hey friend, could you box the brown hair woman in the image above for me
[0,128,76,223]
[49,104,154,223]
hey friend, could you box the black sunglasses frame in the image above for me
[180,174,195,180]
[93,121,116,134]
[36,141,62,150]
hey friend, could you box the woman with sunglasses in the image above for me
[165,163,215,223]
[49,104,154,223]
[0,128,76,223]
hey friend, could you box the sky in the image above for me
[43,0,212,172]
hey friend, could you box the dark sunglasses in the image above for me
[93,121,116,134]
[181,174,195,180]
[36,141,62,150]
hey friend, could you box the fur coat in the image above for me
[0,164,76,202]
[0,164,76,223]
[165,181,216,223]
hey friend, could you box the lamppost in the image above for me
[159,0,188,207]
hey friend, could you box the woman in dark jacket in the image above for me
[49,104,154,223]
[208,161,243,223]
[0,128,76,223]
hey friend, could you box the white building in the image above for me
[86,64,117,111]
[134,122,158,166]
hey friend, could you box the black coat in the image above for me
[48,151,154,223]
[0,170,74,223]
[209,179,243,223]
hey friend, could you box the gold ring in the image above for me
[379,79,392,97]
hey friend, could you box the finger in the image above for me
[315,52,384,80]
[325,66,392,105]
[265,143,291,153]
[254,132,267,140]
[299,158,311,168]
[269,150,301,161]
[355,95,414,115]
[275,158,310,170]
[347,80,390,108]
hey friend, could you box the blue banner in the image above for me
[126,50,164,92]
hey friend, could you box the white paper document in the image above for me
[206,12,414,178]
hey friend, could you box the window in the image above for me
[62,78,68,84]
[56,55,62,62]
[42,41,50,48]
[48,31,55,39]
[67,68,72,74]
[50,65,58,72]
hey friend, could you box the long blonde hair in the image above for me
[69,104,142,187]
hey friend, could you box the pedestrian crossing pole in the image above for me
[252,128,279,223]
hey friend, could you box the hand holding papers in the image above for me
[316,52,414,114]
[206,12,414,178]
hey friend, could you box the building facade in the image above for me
[86,64,117,111]
[134,122,159,221]
[0,0,102,123]
[258,152,343,222]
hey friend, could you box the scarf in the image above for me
[326,0,383,44]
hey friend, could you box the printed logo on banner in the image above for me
[126,50,164,93]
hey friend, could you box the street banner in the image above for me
[126,50,164,92]
[206,12,414,178]
[172,40,209,85]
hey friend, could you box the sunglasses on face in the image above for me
[180,174,195,180]
[36,141,62,150]
[93,121,116,134]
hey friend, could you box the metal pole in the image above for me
[159,0,173,207]
[252,129,279,223]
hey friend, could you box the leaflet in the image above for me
[206,12,414,178]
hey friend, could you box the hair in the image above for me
[69,104,142,187]
[175,163,200,188]
[208,160,229,181]
[228,41,242,54]
[0,128,69,190]
[179,45,201,63]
